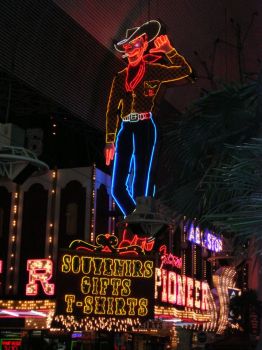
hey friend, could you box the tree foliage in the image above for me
[161,74,262,242]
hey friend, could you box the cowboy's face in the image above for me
[123,35,148,66]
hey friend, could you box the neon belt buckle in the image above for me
[130,113,139,122]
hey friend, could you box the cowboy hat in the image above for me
[114,20,161,52]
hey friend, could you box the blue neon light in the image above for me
[125,133,136,201]
[145,116,157,196]
[111,116,157,216]
[111,123,127,216]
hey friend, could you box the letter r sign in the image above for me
[26,259,55,296]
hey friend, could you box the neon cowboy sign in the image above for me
[185,221,223,253]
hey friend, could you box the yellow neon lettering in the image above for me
[115,297,126,315]
[144,260,154,278]
[92,277,99,294]
[107,297,114,315]
[100,278,110,295]
[111,278,121,295]
[132,260,143,277]
[138,298,148,316]
[94,296,106,314]
[72,255,81,273]
[81,256,92,274]
[114,259,125,276]
[61,255,71,273]
[81,276,91,294]
[103,258,113,276]
[124,260,132,277]
[121,279,131,296]
[83,296,93,314]
[93,258,103,275]
[127,298,137,315]
[65,294,75,313]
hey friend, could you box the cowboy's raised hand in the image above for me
[149,35,174,54]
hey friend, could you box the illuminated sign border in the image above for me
[55,250,155,326]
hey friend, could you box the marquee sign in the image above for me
[185,221,223,253]
[55,250,155,322]
[155,267,210,311]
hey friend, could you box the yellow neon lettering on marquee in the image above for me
[132,260,143,277]
[72,255,81,274]
[92,277,99,294]
[94,296,106,314]
[127,298,138,315]
[81,276,91,294]
[100,278,110,295]
[92,258,103,275]
[61,255,71,273]
[111,278,122,295]
[138,298,148,316]
[121,279,131,296]
[144,260,154,278]
[81,256,92,274]
[107,297,114,315]
[65,294,75,313]
[124,260,132,277]
[113,259,125,276]
[115,297,126,315]
[103,258,114,276]
[83,296,93,314]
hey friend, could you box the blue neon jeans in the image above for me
[111,117,157,216]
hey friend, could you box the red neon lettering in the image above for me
[26,259,55,296]
[159,245,182,269]
[201,281,209,311]
[155,268,162,299]
[118,229,154,253]
[186,277,194,308]
[176,274,186,306]
[167,271,176,304]
[157,267,212,311]
[194,280,201,309]
[161,269,168,302]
